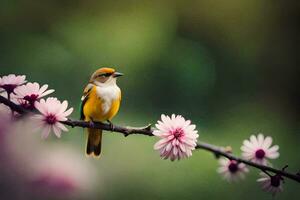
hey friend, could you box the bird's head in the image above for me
[89,67,123,86]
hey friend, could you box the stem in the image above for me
[195,142,300,183]
[0,95,300,183]
[7,92,11,101]
[6,92,15,119]
[0,95,28,114]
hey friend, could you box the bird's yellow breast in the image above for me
[83,86,121,122]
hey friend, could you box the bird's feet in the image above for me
[89,119,96,129]
[107,120,115,131]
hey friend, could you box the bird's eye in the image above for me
[97,74,106,78]
[97,73,112,78]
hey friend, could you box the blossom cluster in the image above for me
[0,74,286,196]
[0,74,73,138]
[153,114,282,196]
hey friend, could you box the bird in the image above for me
[80,67,123,158]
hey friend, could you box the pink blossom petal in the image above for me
[242,140,256,150]
[262,136,273,149]
[63,107,73,117]
[56,122,68,132]
[39,84,48,93]
[179,143,186,152]
[56,116,68,122]
[41,125,51,139]
[58,100,68,114]
[155,123,169,132]
[35,100,48,115]
[173,147,178,155]
[250,135,259,146]
[52,125,62,138]
[266,152,279,159]
[241,146,253,153]
[257,134,264,146]
[161,114,171,126]
[32,114,45,121]
[39,89,55,98]
[165,142,172,152]
[268,145,279,153]
[154,139,168,150]
[153,130,162,136]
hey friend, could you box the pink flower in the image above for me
[32,97,73,139]
[153,114,199,161]
[217,158,249,182]
[241,134,279,165]
[257,172,283,196]
[13,82,54,109]
[0,74,26,94]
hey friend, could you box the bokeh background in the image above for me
[0,0,299,199]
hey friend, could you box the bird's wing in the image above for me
[80,83,94,120]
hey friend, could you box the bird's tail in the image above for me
[86,128,102,158]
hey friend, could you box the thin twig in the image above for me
[0,95,28,114]
[195,142,300,183]
[1,95,300,183]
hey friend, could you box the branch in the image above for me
[0,95,28,114]
[1,95,300,183]
[64,119,153,137]
[196,142,300,183]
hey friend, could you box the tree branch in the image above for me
[195,142,300,183]
[0,95,28,114]
[1,95,300,183]
[63,119,153,137]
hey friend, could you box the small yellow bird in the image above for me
[80,67,123,157]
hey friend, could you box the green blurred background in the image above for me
[1,0,299,199]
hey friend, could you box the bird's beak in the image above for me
[113,72,124,77]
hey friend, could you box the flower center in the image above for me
[1,84,17,94]
[255,149,265,159]
[228,161,239,173]
[24,94,39,103]
[270,175,281,187]
[45,114,57,125]
[173,128,184,139]
[24,94,39,109]
[19,100,29,109]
